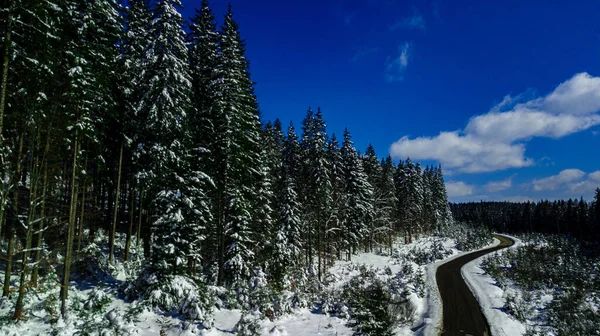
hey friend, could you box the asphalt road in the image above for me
[436,234,515,336]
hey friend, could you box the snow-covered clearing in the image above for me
[461,234,526,336]
[0,234,497,336]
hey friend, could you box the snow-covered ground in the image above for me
[461,234,526,336]
[420,236,501,336]
[0,234,498,336]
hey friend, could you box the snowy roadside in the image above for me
[0,233,495,336]
[460,234,525,336]
[244,234,499,336]
[419,237,502,336]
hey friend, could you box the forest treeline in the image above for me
[451,190,600,242]
[0,0,453,322]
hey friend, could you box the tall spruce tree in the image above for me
[216,6,264,289]
[341,129,373,256]
[379,155,398,254]
[326,134,345,261]
[300,108,332,279]
[133,0,201,276]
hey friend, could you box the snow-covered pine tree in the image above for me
[131,0,205,278]
[341,129,373,257]
[326,134,345,261]
[432,165,453,230]
[115,0,152,260]
[396,158,423,243]
[252,155,274,270]
[188,0,220,147]
[53,0,122,316]
[216,6,264,289]
[362,144,382,188]
[262,119,285,220]
[380,155,399,254]
[283,122,302,195]
[393,160,407,241]
[300,108,332,280]
[362,145,391,250]
[271,174,303,289]
[223,189,255,297]
[268,121,305,288]
[594,188,600,240]
[4,0,67,317]
[187,0,222,280]
[420,166,435,233]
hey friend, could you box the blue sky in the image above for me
[180,0,600,202]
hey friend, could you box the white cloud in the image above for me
[390,132,533,173]
[537,72,600,115]
[390,9,425,30]
[589,171,600,181]
[390,73,600,172]
[446,181,475,197]
[466,109,600,143]
[532,169,585,191]
[484,176,513,192]
[568,170,600,194]
[384,43,411,82]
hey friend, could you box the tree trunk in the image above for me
[76,171,86,255]
[0,0,14,136]
[3,134,23,297]
[142,205,151,258]
[136,190,143,247]
[31,132,50,287]
[14,143,41,319]
[388,223,393,256]
[60,134,78,318]
[216,189,224,286]
[109,144,123,265]
[124,186,134,261]
[0,178,7,240]
[0,0,14,245]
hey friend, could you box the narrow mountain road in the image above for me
[436,234,515,336]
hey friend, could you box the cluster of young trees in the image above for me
[451,189,600,241]
[0,0,453,321]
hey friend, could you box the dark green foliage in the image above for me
[343,273,396,336]
[407,240,452,265]
[440,221,493,251]
[235,312,261,336]
[452,197,600,242]
[482,234,600,334]
[547,290,600,336]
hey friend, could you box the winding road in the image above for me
[436,234,515,336]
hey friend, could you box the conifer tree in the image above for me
[283,122,301,195]
[594,188,600,240]
[326,134,345,260]
[341,129,373,256]
[300,108,332,279]
[216,6,264,288]
[271,175,302,289]
[421,166,435,233]
[396,158,423,243]
[432,165,452,230]
[132,0,202,276]
[379,155,398,254]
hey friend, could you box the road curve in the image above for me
[436,234,515,336]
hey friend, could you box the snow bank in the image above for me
[419,237,501,336]
[461,234,525,336]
